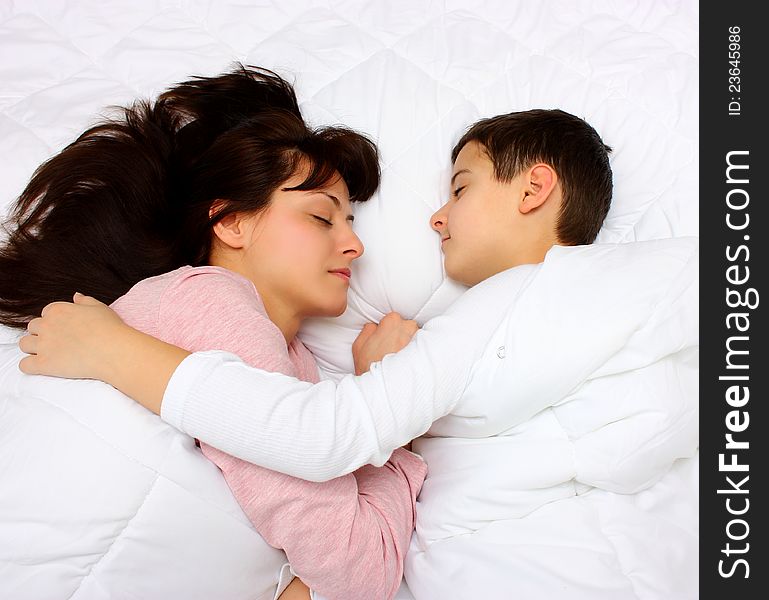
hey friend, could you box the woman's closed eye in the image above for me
[313,215,333,226]
[452,185,466,199]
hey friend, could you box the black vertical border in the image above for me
[701,3,767,597]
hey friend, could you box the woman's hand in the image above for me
[19,293,127,381]
[352,311,419,375]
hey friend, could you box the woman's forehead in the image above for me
[283,162,349,194]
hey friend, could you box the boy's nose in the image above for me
[430,204,448,233]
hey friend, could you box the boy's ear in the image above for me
[519,163,558,214]
[210,200,247,249]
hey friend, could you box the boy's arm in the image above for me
[159,265,536,480]
[21,294,182,415]
[20,265,538,480]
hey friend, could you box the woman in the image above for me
[0,65,426,600]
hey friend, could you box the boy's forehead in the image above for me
[453,140,492,174]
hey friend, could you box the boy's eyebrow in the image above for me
[450,169,470,186]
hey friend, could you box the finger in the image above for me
[361,323,378,337]
[353,324,372,344]
[73,292,102,306]
[26,317,43,335]
[18,355,39,375]
[354,323,377,345]
[18,334,38,355]
[41,301,69,318]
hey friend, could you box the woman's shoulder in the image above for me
[167,264,256,290]
[162,265,267,313]
[112,266,270,336]
[151,266,288,361]
[113,266,209,303]
[110,267,199,332]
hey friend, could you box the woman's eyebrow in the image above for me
[320,191,341,208]
[313,191,354,221]
[283,188,343,209]
[450,169,470,187]
[320,192,355,221]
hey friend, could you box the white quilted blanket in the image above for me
[408,239,699,600]
[0,1,698,599]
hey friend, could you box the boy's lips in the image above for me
[329,268,351,281]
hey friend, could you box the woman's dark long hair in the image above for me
[0,64,380,328]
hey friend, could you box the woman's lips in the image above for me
[329,268,351,281]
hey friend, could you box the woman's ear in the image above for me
[210,200,247,249]
[519,163,558,214]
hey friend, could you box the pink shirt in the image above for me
[111,266,427,600]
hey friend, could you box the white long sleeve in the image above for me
[161,265,538,481]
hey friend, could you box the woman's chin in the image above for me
[309,299,348,319]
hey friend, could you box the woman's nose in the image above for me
[342,227,364,258]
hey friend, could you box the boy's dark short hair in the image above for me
[451,109,612,245]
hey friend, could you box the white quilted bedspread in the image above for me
[0,1,698,599]
[408,239,699,600]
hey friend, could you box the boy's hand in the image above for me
[19,293,127,381]
[352,312,419,375]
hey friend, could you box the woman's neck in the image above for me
[207,253,299,345]
[257,294,300,345]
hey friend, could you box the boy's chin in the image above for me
[444,264,477,287]
[446,271,478,287]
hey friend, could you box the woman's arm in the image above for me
[204,443,425,600]
[20,265,537,480]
